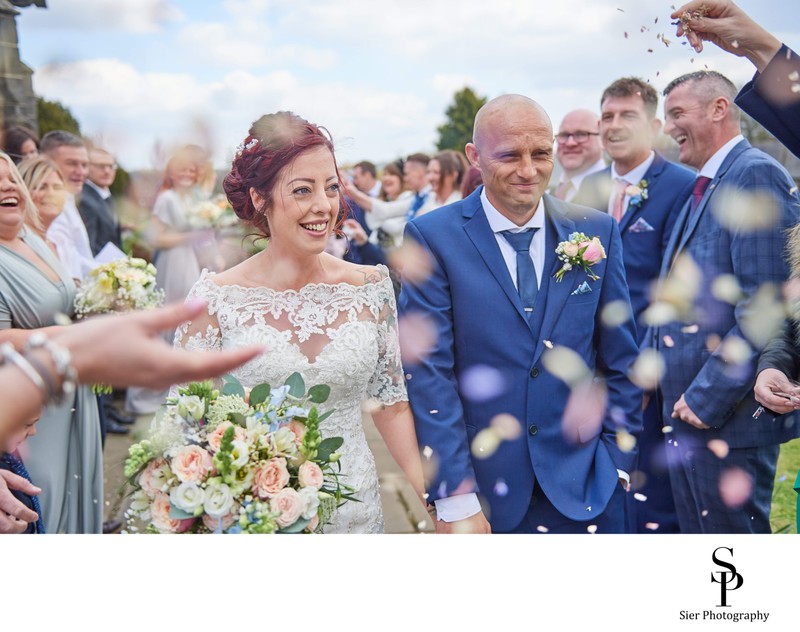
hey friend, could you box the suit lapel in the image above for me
[531,197,578,367]
[462,193,531,328]
[618,153,666,234]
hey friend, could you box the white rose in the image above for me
[273,426,298,455]
[170,481,205,515]
[298,486,321,520]
[129,489,152,514]
[177,395,205,422]
[230,439,250,469]
[204,483,235,518]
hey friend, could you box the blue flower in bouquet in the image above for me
[270,385,291,408]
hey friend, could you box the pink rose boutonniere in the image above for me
[625,179,649,209]
[554,232,607,282]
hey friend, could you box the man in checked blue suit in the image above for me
[399,95,642,534]
[574,77,695,533]
[651,70,800,533]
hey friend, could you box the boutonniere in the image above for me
[554,232,607,282]
[625,179,649,208]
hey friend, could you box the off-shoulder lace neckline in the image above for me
[196,264,392,296]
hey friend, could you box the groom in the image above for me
[400,95,642,533]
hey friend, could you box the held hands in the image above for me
[433,509,492,534]
[0,470,40,535]
[672,0,781,72]
[671,393,710,429]
[754,368,800,414]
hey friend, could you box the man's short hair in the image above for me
[601,77,659,119]
[39,130,85,155]
[354,161,377,178]
[663,70,740,121]
[406,153,430,167]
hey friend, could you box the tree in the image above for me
[436,87,487,152]
[36,96,81,136]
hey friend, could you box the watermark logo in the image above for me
[710,547,743,607]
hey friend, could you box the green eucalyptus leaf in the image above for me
[277,516,311,534]
[169,504,195,520]
[316,436,344,462]
[317,409,334,423]
[221,378,245,398]
[308,384,331,404]
[229,412,247,427]
[285,372,305,398]
[249,383,271,406]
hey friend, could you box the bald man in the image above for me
[400,94,642,533]
[552,109,606,201]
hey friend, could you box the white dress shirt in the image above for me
[45,192,95,279]
[607,152,655,218]
[367,181,382,198]
[698,134,744,179]
[556,158,607,202]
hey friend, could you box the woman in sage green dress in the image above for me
[0,151,102,534]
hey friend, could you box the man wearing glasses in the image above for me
[552,109,606,202]
[79,147,122,256]
[574,77,695,534]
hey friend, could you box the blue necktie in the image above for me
[405,192,427,221]
[502,228,539,316]
[3,451,45,534]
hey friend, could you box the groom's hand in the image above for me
[434,510,492,534]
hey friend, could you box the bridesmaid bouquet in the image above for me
[74,257,164,318]
[122,373,356,534]
[186,194,239,230]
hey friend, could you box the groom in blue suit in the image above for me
[400,95,642,533]
[652,70,800,533]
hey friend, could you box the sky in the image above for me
[14,0,800,171]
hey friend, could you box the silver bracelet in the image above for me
[24,332,77,405]
[0,342,48,401]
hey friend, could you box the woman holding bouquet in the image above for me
[174,112,426,533]
[0,151,103,534]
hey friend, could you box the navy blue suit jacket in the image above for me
[650,139,800,448]
[399,188,642,531]
[573,153,695,342]
[78,183,121,256]
[736,44,800,160]
[342,199,385,266]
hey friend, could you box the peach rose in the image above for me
[272,487,303,529]
[287,420,306,449]
[307,514,320,532]
[252,457,290,499]
[202,510,237,532]
[297,461,324,489]
[171,445,214,483]
[581,238,606,264]
[206,421,246,453]
[563,242,579,258]
[139,458,172,495]
[150,492,195,533]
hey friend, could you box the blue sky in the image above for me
[15,0,800,171]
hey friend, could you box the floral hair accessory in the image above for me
[554,232,607,282]
[625,179,649,209]
[235,137,259,158]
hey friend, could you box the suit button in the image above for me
[530,367,539,378]
[529,424,538,436]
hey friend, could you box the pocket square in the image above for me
[628,217,655,233]
[571,281,592,296]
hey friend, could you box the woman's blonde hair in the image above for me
[0,150,42,233]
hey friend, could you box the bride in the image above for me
[174,112,426,533]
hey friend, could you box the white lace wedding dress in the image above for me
[174,264,407,534]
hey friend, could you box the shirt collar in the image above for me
[86,179,111,199]
[562,158,607,188]
[611,151,654,184]
[698,135,744,179]
[481,187,545,233]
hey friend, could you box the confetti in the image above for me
[543,339,554,349]
[720,335,751,366]
[616,429,637,453]
[460,364,506,403]
[628,349,666,390]
[682,324,699,334]
[645,522,660,531]
[587,525,598,534]
[790,71,800,81]
[662,334,674,347]
[701,509,709,517]
[601,300,631,327]
[719,468,753,508]
[536,525,549,533]
[732,40,739,49]
[647,49,654,53]
[624,31,629,39]
[494,479,509,497]
[542,345,591,386]
[662,425,673,433]
[634,493,648,502]
[471,428,501,459]
[491,413,522,440]
[422,445,434,459]
[707,439,730,459]
[740,282,785,348]
[711,274,742,304]
[398,312,437,364]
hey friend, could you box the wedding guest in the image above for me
[574,77,695,534]
[0,414,44,534]
[420,150,465,216]
[17,156,66,257]
[0,300,264,533]
[553,110,606,202]
[79,146,122,255]
[401,95,642,533]
[460,165,483,199]
[1,125,39,164]
[352,161,382,198]
[650,71,800,533]
[673,0,800,158]
[0,150,103,534]
[40,131,95,279]
[379,162,407,202]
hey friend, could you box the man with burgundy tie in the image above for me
[400,94,642,533]
[552,109,606,203]
[574,77,694,533]
[650,70,800,533]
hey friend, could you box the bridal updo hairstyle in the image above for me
[224,111,346,238]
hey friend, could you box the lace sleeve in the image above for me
[366,268,408,406]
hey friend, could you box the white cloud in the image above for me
[18,0,184,33]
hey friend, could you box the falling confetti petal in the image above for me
[422,446,434,460]
[536,525,549,533]
[587,525,598,534]
[471,428,501,459]
[719,468,753,508]
[562,381,607,445]
[494,479,509,497]
[701,509,709,517]
[543,339,554,349]
[388,239,433,284]
[634,493,648,502]
[705,334,722,354]
[720,335,751,366]
[642,301,678,326]
[662,425,674,433]
[711,274,742,304]
[460,364,506,403]
[629,349,666,390]
[601,300,631,327]
[707,439,730,459]
[790,71,800,81]
[662,335,674,347]
[645,522,660,531]
[740,283,785,349]
[490,414,522,440]
[616,429,637,453]
[710,187,780,232]
[542,345,591,386]
[732,40,739,49]
[398,312,437,364]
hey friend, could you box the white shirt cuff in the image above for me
[434,493,482,522]
[617,470,629,484]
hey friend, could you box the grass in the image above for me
[771,439,800,534]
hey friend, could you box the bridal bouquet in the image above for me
[74,257,164,318]
[186,194,239,230]
[123,373,355,534]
